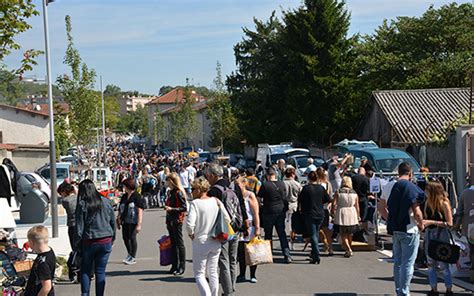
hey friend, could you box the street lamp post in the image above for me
[100,76,106,167]
[42,0,58,237]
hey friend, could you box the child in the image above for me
[24,226,56,296]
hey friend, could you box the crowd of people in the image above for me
[20,140,474,296]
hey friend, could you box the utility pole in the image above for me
[101,76,107,167]
[42,0,58,237]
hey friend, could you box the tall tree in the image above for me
[104,96,120,130]
[355,3,474,90]
[153,110,167,145]
[169,86,198,149]
[56,15,99,147]
[207,61,239,153]
[104,84,121,97]
[228,12,286,144]
[282,0,358,144]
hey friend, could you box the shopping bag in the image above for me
[245,237,273,266]
[158,235,172,266]
[211,199,233,242]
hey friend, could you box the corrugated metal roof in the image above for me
[373,88,470,144]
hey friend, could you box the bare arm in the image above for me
[411,203,424,231]
[378,198,389,220]
[249,192,261,236]
[423,201,453,228]
[38,280,52,296]
[355,195,360,220]
[136,207,143,233]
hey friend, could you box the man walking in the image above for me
[382,162,424,296]
[351,167,370,241]
[454,186,474,283]
[206,164,248,296]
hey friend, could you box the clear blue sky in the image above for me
[3,0,470,95]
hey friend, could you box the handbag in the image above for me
[210,198,233,242]
[158,235,172,266]
[427,228,460,264]
[245,237,273,266]
[67,250,82,273]
[291,211,307,236]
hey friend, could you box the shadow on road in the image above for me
[106,270,168,277]
[142,276,195,283]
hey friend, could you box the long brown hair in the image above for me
[167,172,185,195]
[424,181,449,217]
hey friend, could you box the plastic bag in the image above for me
[245,237,273,266]
[158,235,172,266]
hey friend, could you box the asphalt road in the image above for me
[55,209,471,296]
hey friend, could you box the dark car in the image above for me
[350,148,421,173]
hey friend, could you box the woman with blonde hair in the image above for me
[186,177,230,296]
[422,181,453,296]
[332,176,359,258]
[235,176,261,283]
[315,167,334,255]
[165,173,188,275]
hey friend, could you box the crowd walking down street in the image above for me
[17,140,462,296]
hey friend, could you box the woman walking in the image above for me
[315,168,334,255]
[186,177,230,296]
[298,171,331,264]
[236,176,261,283]
[164,173,188,275]
[422,181,453,296]
[332,176,360,258]
[117,178,145,265]
[74,180,116,296]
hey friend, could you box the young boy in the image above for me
[24,226,56,296]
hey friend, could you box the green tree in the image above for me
[116,106,149,137]
[54,104,70,157]
[159,85,173,96]
[227,12,286,144]
[355,3,474,90]
[104,84,121,97]
[56,15,99,147]
[104,96,120,130]
[207,61,239,153]
[169,86,198,149]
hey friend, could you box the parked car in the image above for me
[257,143,310,169]
[198,151,212,163]
[334,139,379,154]
[229,154,244,167]
[350,148,421,173]
[288,155,325,184]
[19,172,51,202]
[36,162,72,188]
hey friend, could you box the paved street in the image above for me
[55,209,471,296]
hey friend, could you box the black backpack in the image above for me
[213,184,243,231]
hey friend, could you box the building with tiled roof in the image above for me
[147,88,211,149]
[357,88,469,147]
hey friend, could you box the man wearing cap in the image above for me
[258,167,292,263]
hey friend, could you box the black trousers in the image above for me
[237,241,257,278]
[122,223,138,258]
[167,222,186,270]
[68,226,75,251]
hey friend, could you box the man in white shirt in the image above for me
[303,158,317,176]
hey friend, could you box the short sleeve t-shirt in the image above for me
[119,192,145,224]
[257,181,287,215]
[304,164,317,175]
[386,179,425,234]
[24,248,56,296]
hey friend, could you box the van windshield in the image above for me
[375,158,420,173]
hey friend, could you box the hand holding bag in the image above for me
[427,228,460,264]
[245,237,273,266]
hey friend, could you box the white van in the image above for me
[85,167,113,190]
[256,143,310,169]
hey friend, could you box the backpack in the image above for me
[213,184,243,231]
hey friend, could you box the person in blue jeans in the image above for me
[381,162,425,296]
[298,171,330,264]
[75,179,116,296]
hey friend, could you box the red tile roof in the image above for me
[0,103,49,118]
[147,88,204,105]
[161,100,208,115]
[0,144,16,151]
[18,102,69,115]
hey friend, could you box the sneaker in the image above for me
[124,257,136,265]
[236,275,246,283]
[250,277,258,283]
[122,255,131,263]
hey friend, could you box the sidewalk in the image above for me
[13,212,72,257]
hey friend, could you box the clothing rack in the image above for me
[370,171,456,246]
